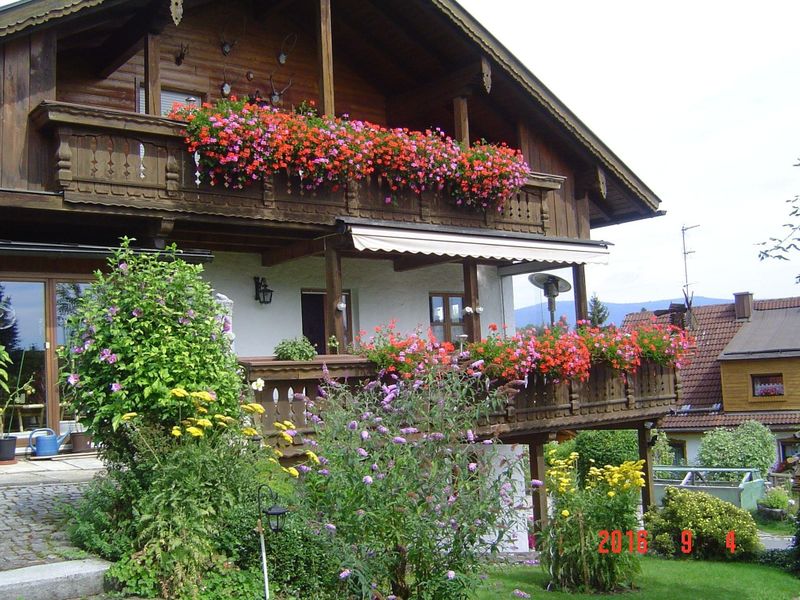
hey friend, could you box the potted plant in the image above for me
[757,487,791,520]
[0,343,16,462]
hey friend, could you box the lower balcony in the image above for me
[241,356,680,450]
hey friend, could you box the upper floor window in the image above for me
[430,293,464,343]
[138,86,202,117]
[752,373,784,397]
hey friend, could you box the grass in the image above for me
[754,513,797,536]
[477,556,800,600]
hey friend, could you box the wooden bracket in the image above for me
[261,237,327,267]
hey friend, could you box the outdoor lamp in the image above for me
[257,484,289,600]
[254,277,274,305]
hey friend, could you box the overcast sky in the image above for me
[457,0,800,308]
[1,0,798,308]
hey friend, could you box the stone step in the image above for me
[0,559,110,600]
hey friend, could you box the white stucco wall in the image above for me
[666,433,703,465]
[201,251,511,356]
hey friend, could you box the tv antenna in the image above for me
[681,224,700,329]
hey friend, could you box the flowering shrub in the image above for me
[292,368,523,599]
[170,99,529,211]
[576,322,641,373]
[540,451,644,591]
[59,238,242,462]
[533,320,592,382]
[635,321,693,368]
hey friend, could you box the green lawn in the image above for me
[477,557,800,600]
[754,513,797,536]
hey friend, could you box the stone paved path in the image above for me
[0,482,88,572]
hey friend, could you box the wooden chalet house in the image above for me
[0,0,675,527]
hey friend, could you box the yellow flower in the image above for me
[190,391,213,403]
[196,406,208,414]
[121,412,137,421]
[243,403,265,414]
[267,457,278,464]
[171,426,182,437]
[273,449,284,458]
[242,427,258,436]
[171,388,189,398]
[561,509,570,517]
[280,432,294,444]
[186,426,204,437]
[306,450,320,464]
[283,466,299,478]
[215,421,228,428]
[607,491,616,498]
[196,418,213,428]
[282,420,296,429]
[273,421,287,431]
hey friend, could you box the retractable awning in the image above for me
[343,222,610,265]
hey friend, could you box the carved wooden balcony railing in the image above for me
[31,101,567,236]
[240,356,680,453]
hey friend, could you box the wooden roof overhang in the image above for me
[0,0,664,229]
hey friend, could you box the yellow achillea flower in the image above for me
[273,449,284,458]
[171,388,189,398]
[171,426,182,437]
[186,426,204,437]
[243,403,265,414]
[242,427,258,436]
[279,432,294,445]
[283,466,299,478]
[273,421,287,431]
[306,450,320,464]
[607,491,616,498]
[121,412,138,421]
[561,509,570,517]
[215,421,228,428]
[190,391,213,403]
[267,457,278,464]
[282,420,296,429]
[196,406,208,414]
[196,418,213,428]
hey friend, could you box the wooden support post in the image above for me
[325,240,345,354]
[638,426,656,511]
[453,96,470,147]
[144,33,161,116]
[572,263,588,323]
[462,258,481,341]
[316,0,335,116]
[529,441,548,530]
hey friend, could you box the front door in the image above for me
[301,290,352,354]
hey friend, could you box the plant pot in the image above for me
[756,504,787,521]
[0,435,17,463]
[70,431,93,453]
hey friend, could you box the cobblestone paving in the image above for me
[0,482,88,572]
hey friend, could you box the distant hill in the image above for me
[515,296,729,328]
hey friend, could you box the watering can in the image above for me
[27,428,69,458]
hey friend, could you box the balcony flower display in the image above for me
[169,98,529,211]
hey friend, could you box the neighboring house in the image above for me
[625,293,800,466]
[0,0,674,536]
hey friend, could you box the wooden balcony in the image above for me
[240,356,680,450]
[30,101,568,236]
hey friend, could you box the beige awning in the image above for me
[348,224,610,265]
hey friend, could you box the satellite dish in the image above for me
[528,273,571,325]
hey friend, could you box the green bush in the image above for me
[544,439,576,463]
[59,238,242,463]
[644,487,761,560]
[760,487,790,510]
[573,429,638,481]
[273,336,317,361]
[697,420,777,479]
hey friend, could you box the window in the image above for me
[780,440,800,462]
[752,374,784,398]
[668,441,687,466]
[429,293,464,343]
[138,85,202,116]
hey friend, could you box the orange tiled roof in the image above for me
[663,410,800,431]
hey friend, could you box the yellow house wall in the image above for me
[721,357,800,411]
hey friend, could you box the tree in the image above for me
[697,420,777,478]
[588,292,610,326]
[759,160,800,282]
[0,284,20,352]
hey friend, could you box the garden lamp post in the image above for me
[257,484,288,600]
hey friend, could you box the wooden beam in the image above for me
[94,5,169,79]
[28,30,57,191]
[325,241,345,353]
[144,33,161,116]
[638,426,656,511]
[393,254,454,272]
[572,264,588,323]
[316,0,335,116]
[261,238,326,267]
[529,441,548,530]
[453,96,469,147]
[463,258,481,341]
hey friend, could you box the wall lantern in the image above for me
[254,277,274,305]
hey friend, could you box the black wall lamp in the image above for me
[254,277,274,305]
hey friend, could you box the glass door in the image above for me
[0,281,47,436]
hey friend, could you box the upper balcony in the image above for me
[30,101,569,237]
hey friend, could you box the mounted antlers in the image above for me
[268,73,293,106]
